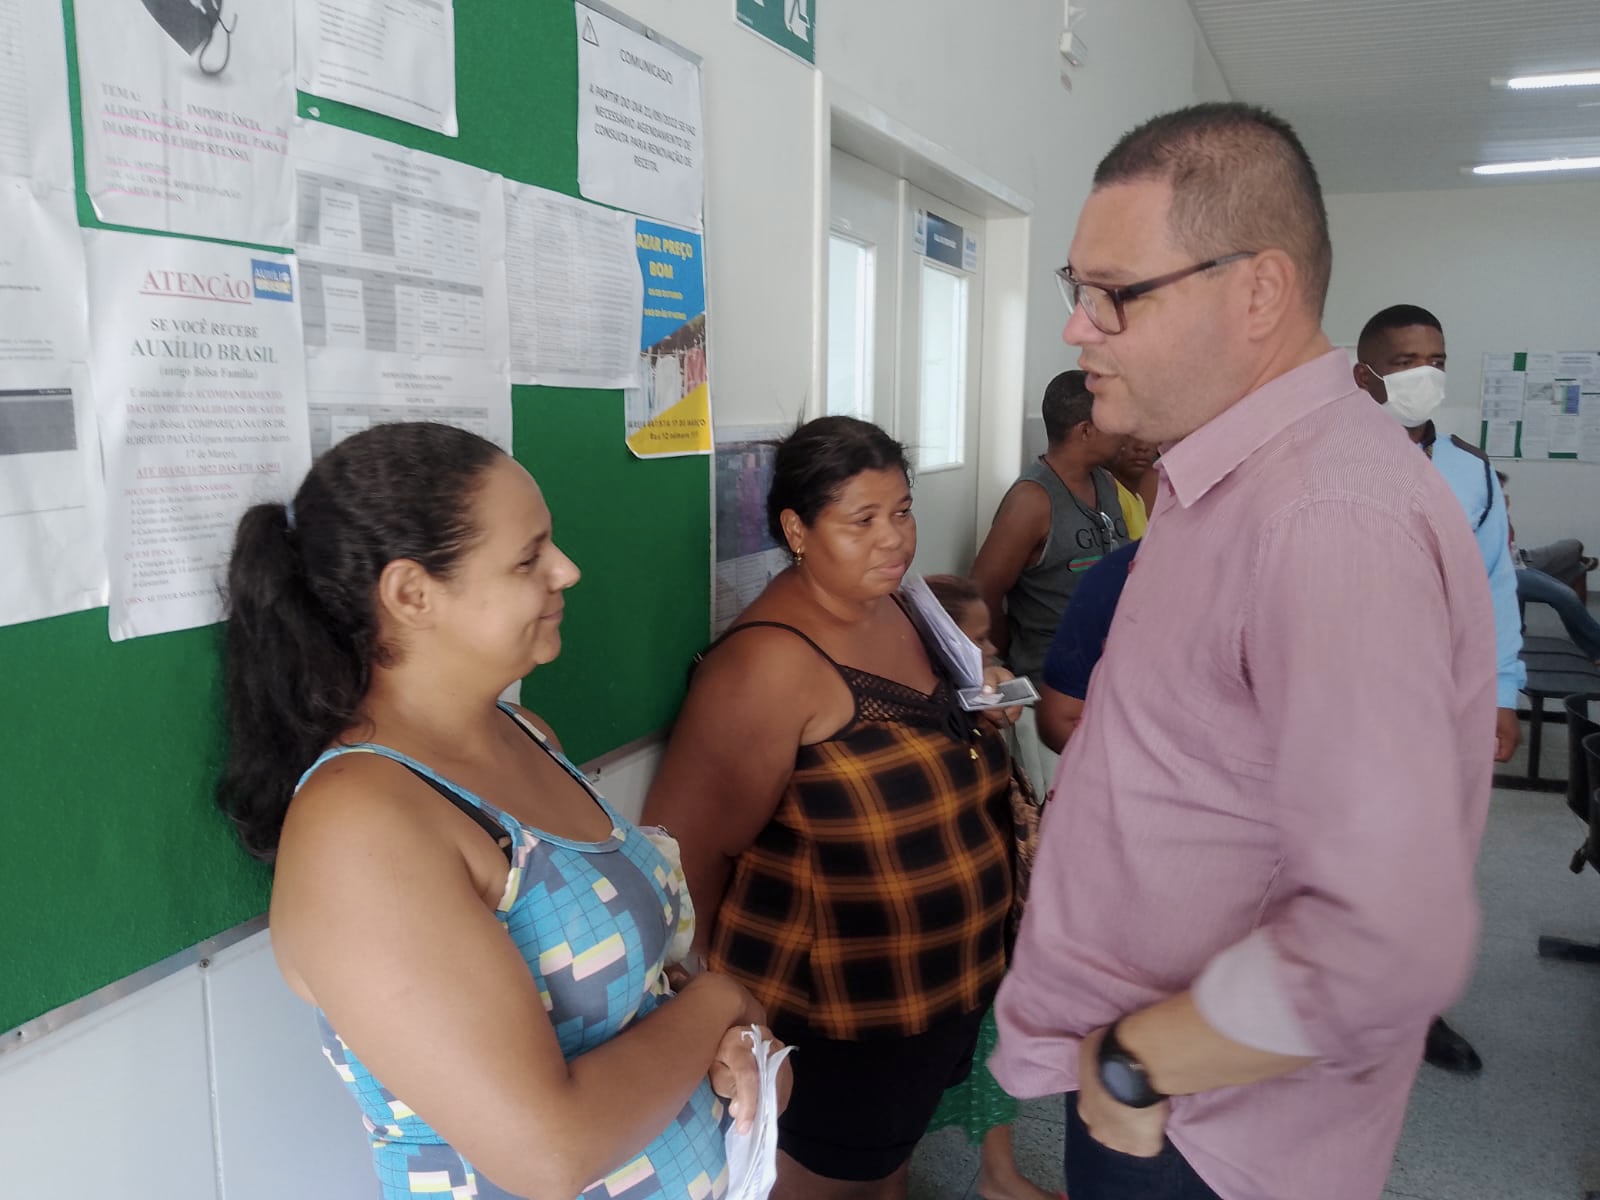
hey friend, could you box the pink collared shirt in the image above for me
[991,350,1496,1200]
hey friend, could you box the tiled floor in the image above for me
[909,610,1600,1200]
[907,1095,1066,1200]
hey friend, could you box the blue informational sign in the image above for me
[629,218,710,457]
[251,259,294,301]
[635,219,705,349]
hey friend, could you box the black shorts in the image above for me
[772,1008,987,1182]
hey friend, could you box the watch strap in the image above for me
[1098,1019,1167,1109]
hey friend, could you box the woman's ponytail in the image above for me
[214,421,502,862]
[216,501,367,860]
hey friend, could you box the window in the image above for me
[917,261,968,468]
[827,234,875,419]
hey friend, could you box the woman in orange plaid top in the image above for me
[646,417,1022,1200]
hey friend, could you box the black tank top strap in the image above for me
[699,612,975,741]
[693,620,868,740]
[694,620,855,684]
[396,764,515,865]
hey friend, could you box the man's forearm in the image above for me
[1036,689,1083,754]
[1116,992,1316,1097]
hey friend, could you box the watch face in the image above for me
[1101,1058,1148,1107]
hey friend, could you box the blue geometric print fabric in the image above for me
[299,706,730,1199]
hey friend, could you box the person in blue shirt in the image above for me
[1354,305,1524,761]
[1355,303,1524,1077]
[1037,540,1140,755]
[1500,470,1600,660]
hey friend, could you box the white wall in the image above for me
[0,3,1230,1192]
[817,0,1229,483]
[0,747,663,1199]
[1324,181,1600,555]
[600,0,1228,500]
[0,931,375,1200]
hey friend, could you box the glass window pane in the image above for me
[827,235,874,419]
[918,263,968,468]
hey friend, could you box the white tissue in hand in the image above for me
[722,1025,794,1200]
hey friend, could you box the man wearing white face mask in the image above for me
[1355,304,1523,1077]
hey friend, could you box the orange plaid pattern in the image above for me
[711,681,1014,1040]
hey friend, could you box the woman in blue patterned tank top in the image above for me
[216,422,787,1200]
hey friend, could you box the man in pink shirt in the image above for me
[991,103,1495,1200]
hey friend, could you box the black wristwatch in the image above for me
[1096,1020,1167,1109]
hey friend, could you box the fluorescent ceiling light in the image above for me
[1470,155,1600,176]
[1502,70,1600,90]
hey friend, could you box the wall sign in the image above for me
[914,209,977,273]
[735,0,815,66]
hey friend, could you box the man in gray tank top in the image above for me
[973,369,1129,683]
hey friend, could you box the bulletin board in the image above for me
[0,1,711,1035]
[1478,351,1600,461]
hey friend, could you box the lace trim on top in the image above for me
[836,666,953,729]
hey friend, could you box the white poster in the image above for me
[1479,370,1526,423]
[575,2,703,230]
[295,0,458,136]
[1482,419,1518,460]
[1555,351,1600,382]
[85,231,311,641]
[1520,379,1553,460]
[74,0,294,244]
[1580,389,1600,465]
[292,120,511,450]
[1552,379,1584,457]
[304,352,509,456]
[0,0,74,189]
[713,426,787,634]
[0,184,105,627]
[504,179,642,389]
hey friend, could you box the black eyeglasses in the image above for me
[1055,251,1257,335]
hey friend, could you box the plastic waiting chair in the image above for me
[1563,694,1600,848]
[1537,728,1600,966]
[1497,660,1600,792]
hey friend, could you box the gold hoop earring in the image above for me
[792,549,805,564]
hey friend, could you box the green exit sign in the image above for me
[735,0,815,65]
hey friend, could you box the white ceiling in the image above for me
[1187,0,1600,193]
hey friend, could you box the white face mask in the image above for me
[1370,364,1446,428]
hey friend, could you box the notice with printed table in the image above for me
[292,120,510,451]
[0,184,105,628]
[74,0,294,245]
[295,0,458,136]
[1521,375,1555,460]
[503,180,642,389]
[85,231,310,641]
[1558,353,1600,462]
[575,2,703,230]
[1478,367,1526,459]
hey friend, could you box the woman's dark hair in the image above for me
[765,416,911,548]
[216,422,504,862]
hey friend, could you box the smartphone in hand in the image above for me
[957,676,1040,711]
